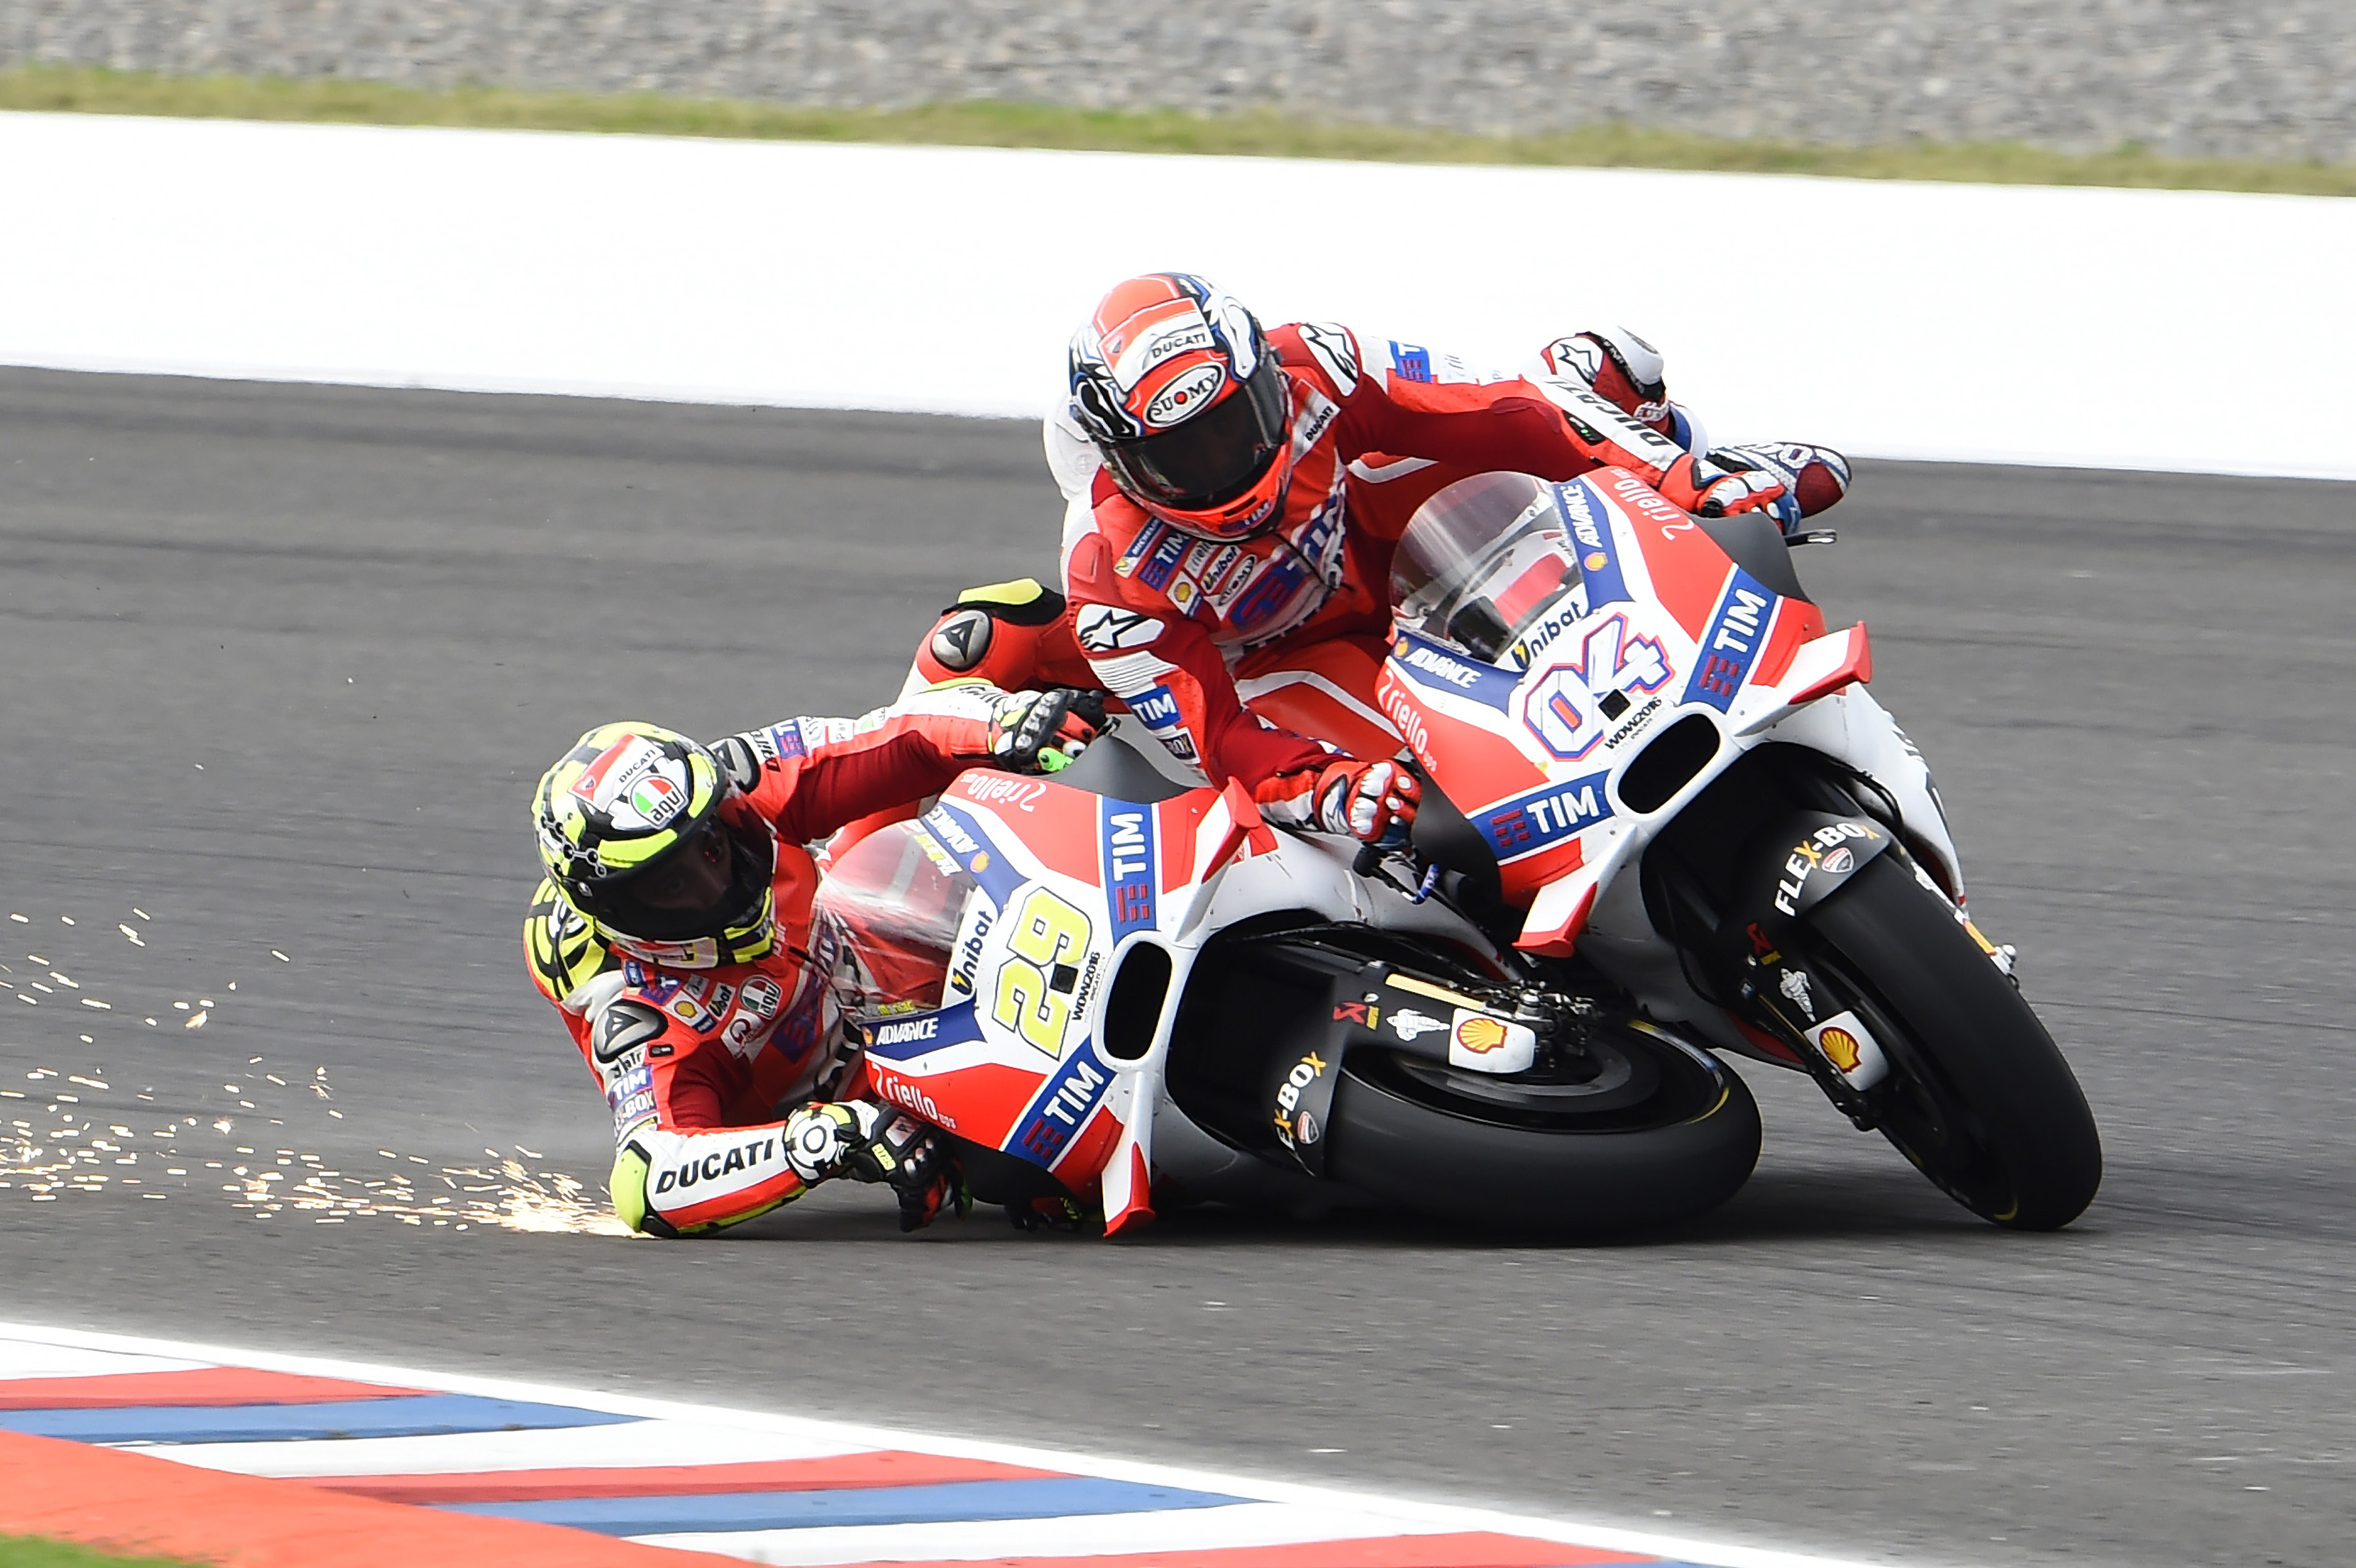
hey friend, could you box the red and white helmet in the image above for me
[1067,273,1295,541]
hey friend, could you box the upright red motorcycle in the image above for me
[818,469,2100,1235]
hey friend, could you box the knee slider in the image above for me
[610,1141,679,1238]
[951,578,1066,625]
[926,580,1066,678]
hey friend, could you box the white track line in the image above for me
[3,112,2351,480]
[0,1319,1945,1568]
[0,1343,208,1380]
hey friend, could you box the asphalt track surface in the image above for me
[2,366,2352,1567]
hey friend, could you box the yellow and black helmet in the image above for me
[531,722,777,967]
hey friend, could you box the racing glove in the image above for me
[1257,759,1421,844]
[987,687,1105,774]
[1653,451,1789,520]
[1708,441,1853,536]
[782,1101,968,1232]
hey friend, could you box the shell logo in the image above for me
[1584,551,1609,570]
[1818,1025,1863,1073]
[1453,1015,1510,1055]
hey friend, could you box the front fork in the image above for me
[1723,843,2017,1132]
[1727,929,1886,1130]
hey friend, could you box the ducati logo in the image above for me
[929,609,993,672]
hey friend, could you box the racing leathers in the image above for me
[524,689,1050,1236]
[1037,323,1838,818]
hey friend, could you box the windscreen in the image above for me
[1390,472,1581,664]
[814,820,975,1019]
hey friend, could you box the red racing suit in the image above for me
[1038,323,1753,798]
[523,691,1006,1236]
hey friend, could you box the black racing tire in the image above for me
[1324,1020,1761,1233]
[1805,854,2102,1230]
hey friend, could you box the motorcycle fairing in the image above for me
[1388,470,1853,943]
[1740,812,1895,932]
[1388,626,1523,712]
[824,767,1295,1232]
[1679,564,1784,713]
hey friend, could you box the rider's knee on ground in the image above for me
[609,1142,681,1237]
[614,1124,803,1237]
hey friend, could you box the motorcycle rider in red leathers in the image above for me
[906,274,1848,844]
[525,686,1092,1237]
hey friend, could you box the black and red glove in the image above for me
[987,687,1105,774]
[784,1101,969,1232]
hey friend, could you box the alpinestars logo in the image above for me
[1296,322,1361,396]
[1075,604,1167,652]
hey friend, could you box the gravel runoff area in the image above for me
[6,1,2355,164]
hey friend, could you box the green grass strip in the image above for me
[0,1537,211,1568]
[4,65,2352,197]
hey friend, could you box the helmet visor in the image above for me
[1101,359,1290,512]
[584,817,771,945]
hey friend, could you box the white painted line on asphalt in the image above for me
[0,1319,1949,1568]
[0,1342,208,1380]
[2,111,2350,481]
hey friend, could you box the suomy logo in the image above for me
[1145,363,1226,427]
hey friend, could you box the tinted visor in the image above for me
[585,817,771,944]
[1101,359,1290,511]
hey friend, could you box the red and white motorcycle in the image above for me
[817,470,2100,1235]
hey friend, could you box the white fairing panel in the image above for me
[1763,685,1965,900]
[1575,683,1971,1057]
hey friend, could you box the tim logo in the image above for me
[1129,685,1182,730]
[1524,614,1674,760]
[1100,803,1158,938]
[1479,772,1613,862]
[1681,568,1777,713]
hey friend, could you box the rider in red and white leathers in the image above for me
[909,275,1849,844]
[525,687,1092,1237]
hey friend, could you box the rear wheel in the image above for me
[1325,1018,1761,1232]
[1805,855,2102,1229]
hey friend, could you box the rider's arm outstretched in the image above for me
[716,685,1096,848]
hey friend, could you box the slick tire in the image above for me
[1324,1025,1761,1233]
[1805,854,2102,1230]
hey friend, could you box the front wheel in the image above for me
[1324,1019,1761,1232]
[1805,855,2102,1229]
